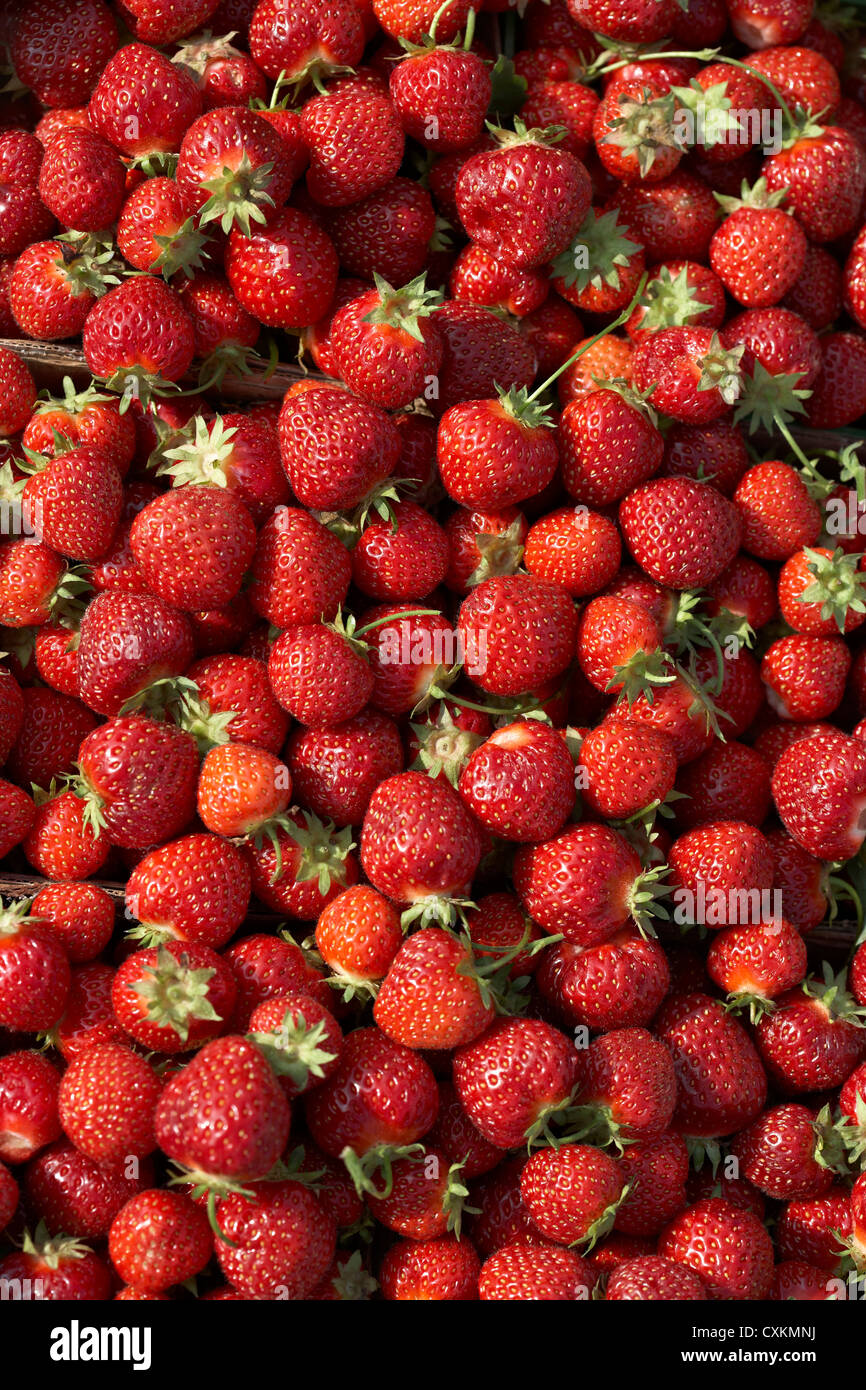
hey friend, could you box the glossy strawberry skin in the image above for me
[109,1189,213,1293]
[458,720,576,843]
[374,928,494,1051]
[76,590,195,717]
[361,771,483,906]
[125,834,251,951]
[0,1051,62,1164]
[653,992,768,1137]
[89,42,202,156]
[58,1044,162,1164]
[453,1017,581,1148]
[77,714,198,848]
[659,1197,775,1300]
[23,1140,151,1241]
[213,1179,336,1300]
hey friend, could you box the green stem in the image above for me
[526,271,648,402]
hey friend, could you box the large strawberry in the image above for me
[772,730,866,860]
[659,1197,774,1299]
[653,992,768,1139]
[129,486,256,611]
[58,1043,161,1164]
[452,1017,581,1147]
[76,590,194,717]
[176,106,297,236]
[304,1025,438,1157]
[225,208,338,329]
[125,833,250,950]
[373,928,495,1051]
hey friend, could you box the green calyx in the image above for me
[198,152,276,238]
[103,365,180,415]
[172,686,238,756]
[558,1100,634,1156]
[485,117,567,150]
[609,647,677,707]
[696,334,744,404]
[340,1143,425,1201]
[523,1087,581,1150]
[602,87,682,177]
[454,921,553,1016]
[362,271,442,344]
[633,265,712,334]
[196,341,265,394]
[798,547,866,634]
[19,1223,92,1269]
[670,78,741,151]
[151,216,209,282]
[467,520,525,588]
[685,1136,722,1173]
[167,1166,254,1246]
[54,231,122,299]
[497,384,555,431]
[130,944,220,1045]
[551,207,641,297]
[723,990,777,1026]
[440,1160,478,1238]
[0,897,39,938]
[802,961,866,1027]
[119,674,199,720]
[248,1006,339,1090]
[839,1091,866,1165]
[714,175,789,215]
[172,29,242,78]
[572,1185,631,1253]
[625,861,671,938]
[327,1251,379,1301]
[776,104,829,151]
[409,706,486,787]
[813,1102,855,1175]
[47,569,89,630]
[160,414,238,488]
[279,809,356,894]
[400,894,475,932]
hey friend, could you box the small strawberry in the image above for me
[112,941,237,1053]
[74,712,198,848]
[23,784,109,882]
[734,458,821,561]
[247,993,343,1098]
[314,885,403,995]
[331,273,443,411]
[213,1179,335,1300]
[731,1103,836,1201]
[756,967,866,1093]
[437,390,559,511]
[761,633,850,721]
[58,1043,161,1164]
[709,181,807,309]
[243,809,359,921]
[0,1051,61,1164]
[520,1145,626,1247]
[707,920,807,1021]
[304,1025,438,1157]
[225,208,339,329]
[109,1189,212,1294]
[30,882,114,964]
[606,1255,707,1301]
[380,1235,481,1301]
[278,383,399,511]
[23,1140,148,1241]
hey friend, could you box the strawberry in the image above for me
[457,124,591,271]
[352,500,448,603]
[373,0,472,42]
[578,0,679,41]
[773,730,866,861]
[0,1051,61,1163]
[116,177,209,278]
[520,1145,625,1247]
[667,821,775,928]
[0,1230,112,1301]
[728,0,812,47]
[576,1026,677,1148]
[781,242,842,329]
[225,207,338,329]
[722,305,821,387]
[450,244,549,319]
[177,275,261,363]
[625,260,725,339]
[243,808,359,920]
[77,590,195,717]
[287,708,404,826]
[432,300,537,415]
[707,921,808,1020]
[765,828,827,933]
[620,477,741,589]
[577,593,662,693]
[615,1133,690,1237]
[362,1144,471,1240]
[391,34,491,153]
[777,1187,851,1272]
[0,345,36,435]
[731,1103,835,1201]
[174,31,267,111]
[304,1025,438,1157]
[778,545,866,637]
[453,1016,581,1147]
[315,885,403,992]
[222,932,330,1031]
[676,735,773,831]
[373,928,495,1050]
[113,941,236,1053]
[0,774,34,855]
[520,294,583,377]
[457,574,578,696]
[654,992,768,1137]
[12,0,118,106]
[537,926,670,1031]
[578,720,677,820]
[176,107,297,237]
[268,621,374,729]
[734,458,821,561]
[478,1241,592,1301]
[444,506,528,592]
[301,79,404,208]
[213,1179,336,1299]
[709,185,807,309]
[380,1235,481,1301]
[76,712,197,849]
[0,133,54,261]
[248,0,365,84]
[523,507,621,598]
[23,1140,149,1241]
[196,741,290,838]
[121,0,223,43]
[606,1255,707,1301]
[361,771,483,924]
[427,1081,506,1180]
[660,1198,775,1299]
[324,176,436,285]
[593,82,682,186]
[765,121,866,243]
[23,785,109,881]
[20,442,122,564]
[178,656,288,755]
[126,833,251,950]
[0,662,24,763]
[660,420,748,496]
[761,632,849,721]
[29,882,114,964]
[469,1153,545,1256]
[522,80,599,160]
[248,506,351,628]
[331,275,443,411]
[247,993,343,1099]
[108,1189,212,1293]
[52,961,125,1060]
[632,327,743,424]
[458,719,575,842]
[437,392,559,510]
[278,384,399,510]
[156,1034,291,1181]
[610,169,718,263]
[806,331,866,428]
[770,1261,836,1301]
[82,275,195,395]
[59,1043,161,1163]
[38,130,126,234]
[756,968,866,1092]
[10,237,117,341]
[160,414,287,527]
[129,485,256,613]
[23,379,135,471]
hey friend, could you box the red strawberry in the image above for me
[315,885,403,993]
[278,383,399,510]
[806,330,866,429]
[731,1104,835,1201]
[615,1132,690,1237]
[287,708,404,827]
[577,720,676,820]
[59,1043,161,1163]
[222,932,330,1032]
[373,928,495,1051]
[707,920,807,1020]
[181,654,289,754]
[659,1197,774,1299]
[324,177,435,286]
[632,327,743,424]
[573,1026,677,1147]
[160,414,288,526]
[437,392,558,511]
[390,31,490,152]
[764,122,866,244]
[108,1189,212,1293]
[301,79,404,208]
[12,0,118,106]
[248,0,364,84]
[196,741,290,839]
[268,621,374,730]
[243,809,359,920]
[75,713,198,848]
[619,477,741,589]
[247,993,343,1098]
[478,1241,592,1301]
[761,633,849,721]
[54,962,126,1060]
[247,506,351,627]
[457,574,578,697]
[0,1051,61,1164]
[23,380,135,471]
[0,1230,112,1300]
[653,992,768,1137]
[126,833,250,951]
[458,720,575,842]
[30,883,114,964]
[777,1187,851,1272]
[456,124,592,269]
[0,900,71,1033]
[129,486,255,612]
[756,968,866,1093]
[89,45,202,156]
[155,1035,291,1180]
[661,418,750,495]
[536,926,670,1031]
[304,1025,438,1157]
[38,129,125,234]
[77,590,194,717]
[352,500,448,603]
[426,1081,506,1180]
[82,275,195,394]
[331,274,443,412]
[380,1235,481,1301]
[734,458,821,561]
[8,687,98,791]
[521,1144,625,1249]
[450,243,549,319]
[667,821,774,929]
[773,730,866,861]
[611,169,718,263]
[709,186,807,309]
[432,299,537,414]
[113,941,236,1053]
[0,778,35,858]
[226,207,339,329]
[606,1254,707,1301]
[373,0,473,43]
[559,387,664,507]
[24,1140,149,1241]
[213,1179,335,1299]
[453,1017,581,1148]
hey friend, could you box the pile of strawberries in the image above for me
[6,0,866,1305]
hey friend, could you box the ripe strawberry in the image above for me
[177,274,261,361]
[659,1198,774,1300]
[610,168,718,263]
[457,574,578,696]
[38,129,125,234]
[0,132,55,260]
[361,771,483,923]
[707,921,808,1020]
[478,1241,592,1301]
[59,1043,161,1163]
[709,190,807,309]
[77,590,194,717]
[433,299,537,414]
[761,633,849,721]
[315,885,403,992]
[619,477,741,589]
[577,1026,677,1147]
[53,962,126,1060]
[0,1051,61,1164]
[444,506,527,592]
[654,992,767,1137]
[427,1081,506,1180]
[537,926,670,1031]
[756,968,866,1092]
[324,176,436,286]
[781,242,842,330]
[523,79,599,160]
[176,107,297,239]
[243,808,359,920]
[770,1260,836,1301]
[213,1179,336,1300]
[523,506,621,598]
[362,1143,471,1240]
[177,654,286,756]
[351,500,448,603]
[667,821,774,928]
[632,327,743,424]
[456,124,592,269]
[450,243,549,318]
[374,928,494,1051]
[222,932,330,1031]
[21,442,122,564]
[287,708,404,827]
[453,1017,581,1147]
[268,621,374,729]
[734,458,821,561]
[777,1187,851,1271]
[606,1255,707,1301]
[130,485,256,612]
[301,79,404,208]
[174,31,267,111]
[23,785,109,881]
[380,1235,481,1301]
[331,275,442,412]
[728,0,812,46]
[196,741,290,839]
[126,834,250,951]
[806,330,866,428]
[10,237,117,341]
[391,36,490,153]
[0,345,36,435]
[722,305,821,388]
[0,1230,112,1301]
[0,540,69,630]
[82,275,195,392]
[773,730,866,861]
[579,0,679,41]
[159,414,287,527]
[469,1152,545,1256]
[765,828,827,933]
[156,1035,291,1181]
[660,418,750,496]
[12,0,117,106]
[458,720,575,843]
[731,1103,835,1201]
[225,207,338,329]
[0,777,34,857]
[247,993,342,1099]
[278,384,399,510]
[0,663,24,764]
[29,883,114,964]
[23,380,135,471]
[305,1025,438,1157]
[109,1189,212,1293]
[520,1145,625,1247]
[248,0,364,83]
[577,720,676,821]
[437,392,558,510]
[248,506,351,628]
[764,122,866,243]
[593,81,682,185]
[75,712,198,850]
[615,1133,690,1237]
[23,1140,149,1241]
[113,941,236,1053]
